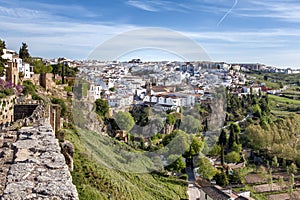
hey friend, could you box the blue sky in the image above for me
[0,0,300,68]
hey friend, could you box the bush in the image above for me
[0,92,6,98]
[3,88,13,96]
[22,80,36,95]
[95,99,109,118]
[32,93,42,100]
[225,151,241,163]
[56,80,62,85]
[64,86,72,92]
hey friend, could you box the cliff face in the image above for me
[0,124,78,200]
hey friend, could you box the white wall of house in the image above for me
[89,84,103,100]
[151,96,157,103]
[143,95,150,102]
[21,63,34,79]
[2,49,14,60]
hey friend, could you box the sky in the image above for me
[0,0,300,68]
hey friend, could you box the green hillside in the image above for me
[65,126,188,200]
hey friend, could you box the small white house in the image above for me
[20,62,34,79]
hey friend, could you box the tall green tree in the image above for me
[218,129,227,146]
[0,39,6,76]
[228,130,235,149]
[220,145,225,166]
[229,123,240,146]
[19,42,31,62]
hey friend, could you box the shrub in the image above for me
[64,86,72,92]
[22,80,36,95]
[56,80,62,85]
[0,92,6,98]
[32,93,42,100]
[3,88,13,96]
[225,151,241,163]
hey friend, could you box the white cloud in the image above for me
[236,0,300,23]
[126,0,158,12]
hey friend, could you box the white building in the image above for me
[143,93,196,108]
[89,84,103,100]
[108,95,133,108]
[19,62,34,79]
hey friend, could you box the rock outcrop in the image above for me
[0,125,78,200]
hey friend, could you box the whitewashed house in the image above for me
[20,62,34,79]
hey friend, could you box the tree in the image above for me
[114,111,135,132]
[228,123,240,149]
[130,105,151,126]
[218,129,227,146]
[259,97,270,116]
[230,123,241,135]
[0,39,6,76]
[166,155,186,172]
[95,99,109,118]
[197,156,217,180]
[19,42,31,62]
[187,136,204,156]
[214,170,229,186]
[32,60,52,74]
[220,145,225,166]
[252,104,262,118]
[228,130,235,149]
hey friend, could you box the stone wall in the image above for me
[0,125,78,199]
[0,95,16,126]
[40,73,56,91]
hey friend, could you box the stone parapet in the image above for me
[0,124,78,200]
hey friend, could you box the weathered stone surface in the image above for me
[0,125,78,200]
[60,141,75,171]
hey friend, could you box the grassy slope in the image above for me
[269,94,300,105]
[65,128,188,200]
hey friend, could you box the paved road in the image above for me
[186,167,200,200]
